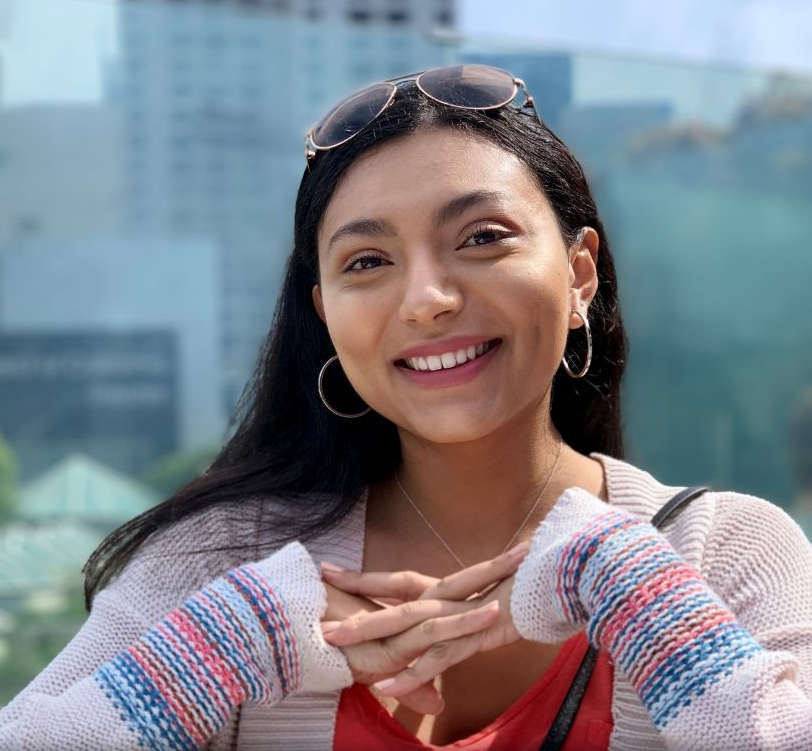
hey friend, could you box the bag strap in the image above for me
[536,485,709,751]
[651,485,710,528]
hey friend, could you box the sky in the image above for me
[1,0,812,106]
[461,0,812,76]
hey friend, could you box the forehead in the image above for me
[318,127,548,242]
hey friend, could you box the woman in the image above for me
[1,65,811,751]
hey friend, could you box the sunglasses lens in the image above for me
[417,64,517,109]
[310,83,395,149]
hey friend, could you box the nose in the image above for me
[398,253,463,326]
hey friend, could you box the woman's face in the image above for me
[313,127,598,444]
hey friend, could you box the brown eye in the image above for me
[344,253,389,273]
[461,225,510,248]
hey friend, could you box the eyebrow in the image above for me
[326,189,510,253]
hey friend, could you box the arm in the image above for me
[0,542,351,751]
[510,488,812,751]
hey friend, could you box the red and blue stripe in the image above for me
[555,509,763,729]
[95,563,300,750]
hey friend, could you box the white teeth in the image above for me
[404,341,496,372]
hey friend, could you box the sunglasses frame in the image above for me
[304,65,539,163]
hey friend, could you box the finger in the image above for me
[382,601,500,665]
[418,542,529,602]
[323,597,494,647]
[321,564,439,602]
[371,596,406,607]
[396,682,445,716]
[374,635,483,697]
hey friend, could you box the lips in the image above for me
[394,338,502,388]
[399,339,499,372]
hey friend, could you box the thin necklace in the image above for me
[394,439,564,570]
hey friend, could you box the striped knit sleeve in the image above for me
[510,488,812,751]
[0,541,352,751]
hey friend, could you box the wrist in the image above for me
[253,542,353,695]
[510,487,614,642]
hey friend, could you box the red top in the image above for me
[333,634,613,751]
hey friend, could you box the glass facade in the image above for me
[1,0,811,703]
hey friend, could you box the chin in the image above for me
[400,407,508,445]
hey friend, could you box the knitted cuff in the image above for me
[510,487,611,643]
[575,515,764,729]
[94,542,352,750]
[253,541,353,694]
[509,489,766,731]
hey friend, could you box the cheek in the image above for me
[325,312,373,362]
[510,262,570,342]
[320,292,389,389]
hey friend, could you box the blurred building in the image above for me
[110,0,456,407]
[0,452,158,611]
[462,50,573,132]
[17,453,158,531]
[0,331,178,479]
[557,101,673,173]
[0,234,222,479]
[0,105,123,245]
[0,521,100,612]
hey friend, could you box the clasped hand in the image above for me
[319,543,528,715]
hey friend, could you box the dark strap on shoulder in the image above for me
[535,486,709,751]
[651,486,710,528]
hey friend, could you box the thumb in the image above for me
[393,680,445,715]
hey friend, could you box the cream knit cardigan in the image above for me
[1,454,811,750]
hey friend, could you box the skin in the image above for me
[311,126,607,744]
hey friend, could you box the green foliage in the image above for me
[0,428,19,524]
[0,590,88,708]
[140,446,219,498]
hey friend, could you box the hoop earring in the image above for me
[561,310,592,379]
[317,355,371,419]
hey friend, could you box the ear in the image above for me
[312,284,327,325]
[567,227,599,328]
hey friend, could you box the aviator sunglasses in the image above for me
[304,64,541,162]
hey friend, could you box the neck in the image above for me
[385,402,573,567]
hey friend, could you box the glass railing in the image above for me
[1,0,811,703]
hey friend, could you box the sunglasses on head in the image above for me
[304,64,541,163]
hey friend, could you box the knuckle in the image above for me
[343,613,363,633]
[428,640,452,659]
[400,600,420,618]
[395,571,418,599]
[419,618,437,637]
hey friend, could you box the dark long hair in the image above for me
[83,85,627,608]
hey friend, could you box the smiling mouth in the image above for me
[396,339,502,372]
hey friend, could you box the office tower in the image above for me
[113,0,456,408]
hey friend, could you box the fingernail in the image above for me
[373,677,397,693]
[479,600,500,613]
[506,541,530,558]
[320,561,346,575]
[320,620,341,635]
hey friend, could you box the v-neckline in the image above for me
[345,634,589,748]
